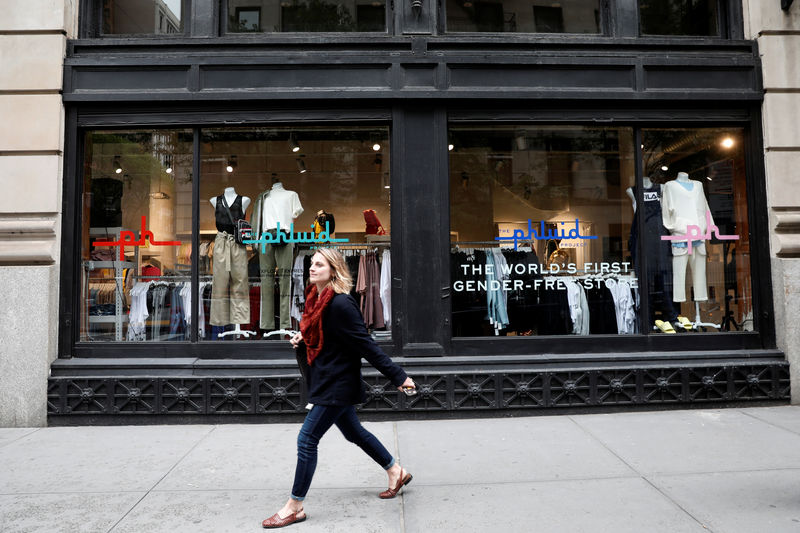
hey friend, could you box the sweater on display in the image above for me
[661,179,714,241]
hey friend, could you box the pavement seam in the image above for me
[737,408,800,438]
[566,415,717,533]
[105,424,218,533]
[0,428,44,450]
[394,421,407,533]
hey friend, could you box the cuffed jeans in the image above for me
[291,404,395,501]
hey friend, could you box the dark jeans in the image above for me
[291,404,395,500]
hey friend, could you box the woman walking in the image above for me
[262,248,416,529]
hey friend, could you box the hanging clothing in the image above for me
[564,280,590,335]
[291,254,306,324]
[150,284,169,341]
[379,250,391,328]
[608,279,636,334]
[357,252,385,329]
[127,282,151,341]
[485,251,509,334]
[586,285,618,334]
[168,284,186,340]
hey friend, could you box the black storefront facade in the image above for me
[48,0,790,423]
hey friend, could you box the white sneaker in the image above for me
[305,403,313,410]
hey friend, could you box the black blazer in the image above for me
[306,293,407,406]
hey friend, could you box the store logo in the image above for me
[92,216,182,260]
[496,219,597,251]
[661,211,739,254]
[244,221,349,254]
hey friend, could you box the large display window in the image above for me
[448,124,754,338]
[78,126,392,344]
[102,0,185,35]
[638,0,719,36]
[226,0,387,33]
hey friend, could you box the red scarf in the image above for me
[300,285,335,366]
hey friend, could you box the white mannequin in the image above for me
[209,186,251,212]
[626,176,655,212]
[209,186,254,338]
[662,171,712,303]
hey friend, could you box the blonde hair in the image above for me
[312,248,353,294]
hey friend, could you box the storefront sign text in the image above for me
[93,216,182,260]
[453,261,636,292]
[496,219,598,251]
[244,221,349,254]
[661,211,739,254]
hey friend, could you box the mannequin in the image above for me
[251,176,304,332]
[209,186,254,338]
[627,177,678,331]
[661,172,713,303]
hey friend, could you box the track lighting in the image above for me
[113,155,122,174]
[226,155,237,173]
[289,136,300,153]
[296,158,307,173]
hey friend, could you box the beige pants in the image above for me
[259,242,294,330]
[210,232,250,325]
[671,242,707,302]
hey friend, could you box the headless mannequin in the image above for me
[627,177,678,331]
[662,171,711,303]
[209,186,251,212]
[254,176,304,332]
[209,186,254,338]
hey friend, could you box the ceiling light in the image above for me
[226,155,237,173]
[384,185,390,189]
[296,158,307,173]
[165,167,172,174]
[721,137,734,149]
[289,136,300,153]
[372,143,381,151]
[113,155,122,174]
[661,165,669,171]
[448,144,454,151]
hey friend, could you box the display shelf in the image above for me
[84,227,138,341]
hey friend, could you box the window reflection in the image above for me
[446,0,600,34]
[449,126,635,337]
[227,0,386,33]
[639,0,718,36]
[102,0,184,35]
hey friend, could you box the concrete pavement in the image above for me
[2,406,800,532]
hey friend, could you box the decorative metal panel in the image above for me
[404,375,449,411]
[549,371,593,407]
[112,379,157,414]
[161,379,205,414]
[64,379,109,414]
[257,377,305,414]
[500,373,544,408]
[209,378,254,414]
[47,362,791,420]
[687,367,729,402]
[642,368,684,403]
[453,374,497,409]
[359,375,403,411]
[596,369,639,405]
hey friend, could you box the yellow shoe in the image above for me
[655,320,676,333]
[676,316,693,330]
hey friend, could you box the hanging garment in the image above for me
[485,251,509,334]
[564,280,590,335]
[150,284,169,341]
[608,279,636,334]
[586,285,618,334]
[357,252,385,329]
[127,282,151,341]
[451,250,488,336]
[291,254,306,324]
[168,284,187,340]
[380,249,391,328]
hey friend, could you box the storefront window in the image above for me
[446,0,601,34]
[639,0,718,36]
[199,127,391,341]
[227,0,386,33]
[449,126,636,337]
[102,0,184,35]
[81,129,193,341]
[640,128,752,333]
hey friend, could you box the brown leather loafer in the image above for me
[379,469,413,499]
[262,509,306,529]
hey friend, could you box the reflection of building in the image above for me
[104,0,181,34]
[2,2,800,425]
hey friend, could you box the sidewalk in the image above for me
[2,405,800,532]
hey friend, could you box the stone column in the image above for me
[0,1,76,426]
[743,1,800,403]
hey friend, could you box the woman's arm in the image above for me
[335,295,407,387]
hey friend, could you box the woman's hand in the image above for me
[289,332,303,349]
[397,377,416,392]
